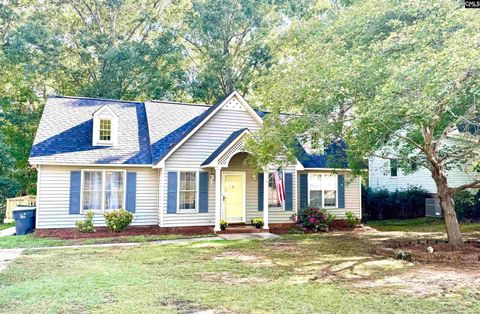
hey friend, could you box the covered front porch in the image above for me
[201,129,294,232]
[206,152,272,232]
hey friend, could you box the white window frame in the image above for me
[80,169,127,214]
[99,118,113,142]
[389,159,398,178]
[307,173,338,209]
[92,105,118,146]
[177,169,199,214]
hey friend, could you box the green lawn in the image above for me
[0,233,213,249]
[366,217,480,233]
[1,234,479,313]
[0,222,15,231]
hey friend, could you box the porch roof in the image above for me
[201,128,249,167]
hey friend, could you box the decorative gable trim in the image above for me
[154,91,264,168]
[201,128,252,168]
[92,105,118,146]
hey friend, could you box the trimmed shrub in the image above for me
[297,207,336,232]
[75,210,95,233]
[362,185,430,220]
[345,211,360,228]
[103,209,133,232]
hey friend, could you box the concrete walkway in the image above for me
[31,236,222,250]
[0,226,16,237]
[0,232,280,272]
[0,248,24,272]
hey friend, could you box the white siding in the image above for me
[36,165,159,229]
[165,107,262,168]
[297,170,361,219]
[161,105,298,226]
[161,106,262,227]
[368,156,480,193]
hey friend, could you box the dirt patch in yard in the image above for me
[379,239,480,264]
[213,251,274,267]
[35,226,213,239]
[201,271,271,285]
[356,265,480,297]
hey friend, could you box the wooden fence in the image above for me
[4,195,36,222]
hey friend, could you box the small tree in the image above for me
[250,0,480,248]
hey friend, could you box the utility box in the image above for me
[425,198,442,217]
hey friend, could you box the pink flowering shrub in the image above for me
[295,207,336,232]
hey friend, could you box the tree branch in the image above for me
[454,179,480,192]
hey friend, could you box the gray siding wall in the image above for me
[36,165,159,229]
[297,170,361,219]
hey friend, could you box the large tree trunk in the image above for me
[432,172,463,249]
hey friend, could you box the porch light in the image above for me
[209,174,215,183]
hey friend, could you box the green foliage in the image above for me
[75,211,96,233]
[103,209,133,233]
[220,219,228,230]
[362,186,430,220]
[252,0,480,178]
[453,190,480,221]
[251,217,264,228]
[181,0,278,103]
[345,211,359,228]
[297,207,336,232]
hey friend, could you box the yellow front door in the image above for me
[223,172,245,222]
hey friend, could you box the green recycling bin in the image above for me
[13,206,36,235]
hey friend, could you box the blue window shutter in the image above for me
[126,172,137,213]
[284,173,293,211]
[258,173,264,211]
[300,174,308,209]
[199,172,209,213]
[69,171,81,214]
[338,175,345,208]
[167,171,177,214]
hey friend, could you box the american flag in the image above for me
[273,170,286,206]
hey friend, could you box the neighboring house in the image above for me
[369,150,480,195]
[29,91,361,231]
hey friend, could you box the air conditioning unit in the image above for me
[425,198,442,217]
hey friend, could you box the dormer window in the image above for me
[304,132,325,155]
[92,105,118,146]
[99,119,112,141]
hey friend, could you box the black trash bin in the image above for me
[13,206,36,235]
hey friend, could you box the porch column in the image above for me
[263,171,269,230]
[214,167,222,232]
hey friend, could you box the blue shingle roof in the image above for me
[147,99,224,165]
[29,96,152,165]
[29,95,349,169]
[201,128,249,166]
[296,140,348,169]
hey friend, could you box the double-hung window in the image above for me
[308,173,338,208]
[105,171,125,210]
[99,119,112,142]
[390,159,398,177]
[179,171,197,213]
[82,171,103,211]
[81,170,125,212]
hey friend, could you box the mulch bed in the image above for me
[35,225,213,240]
[379,239,480,264]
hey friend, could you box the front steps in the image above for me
[210,224,269,234]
